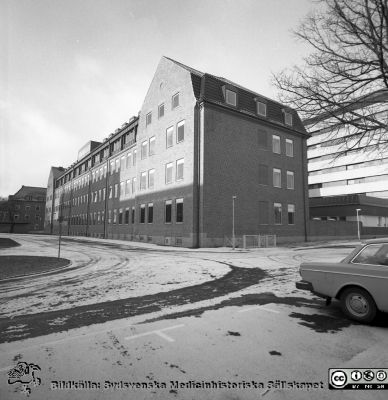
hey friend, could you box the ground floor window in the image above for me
[274,203,282,224]
[165,200,172,223]
[140,204,145,223]
[148,203,153,223]
[176,198,183,223]
[125,208,129,224]
[288,204,295,225]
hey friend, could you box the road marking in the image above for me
[238,306,280,314]
[125,324,185,342]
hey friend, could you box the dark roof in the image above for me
[10,186,46,200]
[165,57,307,135]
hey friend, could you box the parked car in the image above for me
[296,239,388,323]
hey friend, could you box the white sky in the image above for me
[0,0,316,197]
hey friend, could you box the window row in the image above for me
[13,214,41,221]
[146,92,180,127]
[272,135,294,157]
[69,199,184,225]
[258,165,295,189]
[223,87,293,126]
[258,202,295,225]
[14,205,41,211]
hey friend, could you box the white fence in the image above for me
[242,235,277,249]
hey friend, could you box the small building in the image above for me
[0,186,47,233]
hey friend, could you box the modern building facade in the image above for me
[45,57,310,247]
[0,186,46,233]
[305,90,388,228]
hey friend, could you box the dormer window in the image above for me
[225,89,237,106]
[256,100,267,117]
[283,110,293,126]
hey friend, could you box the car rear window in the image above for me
[352,243,388,266]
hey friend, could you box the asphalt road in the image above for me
[1,234,387,400]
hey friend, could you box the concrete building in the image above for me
[45,57,310,247]
[305,90,388,229]
[0,186,46,233]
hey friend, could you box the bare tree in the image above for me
[273,0,388,153]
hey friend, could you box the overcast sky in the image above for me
[0,0,316,198]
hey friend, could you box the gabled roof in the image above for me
[165,56,307,135]
[10,186,46,200]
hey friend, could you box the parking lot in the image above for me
[1,234,387,400]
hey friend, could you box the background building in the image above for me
[0,186,46,233]
[46,57,310,247]
[305,90,388,233]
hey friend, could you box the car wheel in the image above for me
[340,287,377,323]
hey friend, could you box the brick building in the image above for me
[0,186,46,233]
[45,57,310,247]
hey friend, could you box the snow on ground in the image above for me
[0,235,231,317]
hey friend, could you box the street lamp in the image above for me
[356,208,362,241]
[58,216,64,258]
[232,196,237,250]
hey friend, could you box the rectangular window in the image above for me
[176,158,184,181]
[288,204,295,225]
[140,172,147,190]
[258,164,268,185]
[131,207,135,224]
[256,101,267,116]
[148,203,153,223]
[225,89,237,106]
[126,152,132,168]
[165,162,173,184]
[103,188,106,201]
[172,92,179,109]
[125,208,129,224]
[133,149,137,165]
[109,185,113,199]
[114,183,119,198]
[132,177,137,194]
[97,212,100,224]
[273,168,281,188]
[257,129,268,149]
[119,208,123,224]
[287,171,295,190]
[286,139,294,157]
[165,200,172,223]
[113,209,117,224]
[177,120,185,143]
[176,198,183,223]
[110,161,114,175]
[272,135,281,154]
[141,140,148,159]
[258,201,269,224]
[274,203,282,225]
[140,204,146,223]
[158,103,165,118]
[125,179,130,196]
[120,156,125,170]
[148,169,155,189]
[115,158,120,172]
[284,111,293,126]
[166,127,174,148]
[149,136,155,156]
[98,189,102,202]
[146,112,152,126]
